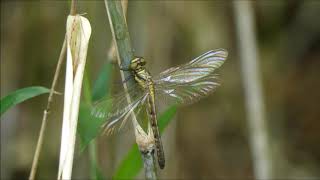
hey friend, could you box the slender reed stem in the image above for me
[89,141,98,179]
[29,1,76,179]
[233,1,273,179]
[104,1,158,179]
[70,0,76,16]
[29,37,67,180]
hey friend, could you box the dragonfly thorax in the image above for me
[129,57,153,89]
[130,57,146,71]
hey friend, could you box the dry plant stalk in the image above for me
[57,14,91,180]
[28,39,67,180]
[28,1,77,180]
[233,1,273,179]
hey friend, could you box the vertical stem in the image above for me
[104,0,158,179]
[29,1,77,179]
[233,1,273,179]
[70,0,76,16]
[29,38,67,180]
[141,150,157,179]
[89,137,99,179]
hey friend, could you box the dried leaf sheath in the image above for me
[58,15,91,180]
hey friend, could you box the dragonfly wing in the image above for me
[154,49,227,105]
[91,84,148,135]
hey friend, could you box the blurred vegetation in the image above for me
[1,1,320,179]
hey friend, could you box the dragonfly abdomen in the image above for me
[148,88,165,169]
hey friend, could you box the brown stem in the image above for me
[29,38,67,180]
[70,0,77,16]
[29,0,78,178]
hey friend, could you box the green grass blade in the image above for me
[78,103,105,151]
[158,105,178,132]
[77,63,113,150]
[114,105,177,179]
[83,68,93,105]
[92,63,113,102]
[0,86,50,116]
[114,144,141,180]
[79,68,106,180]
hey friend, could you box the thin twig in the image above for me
[70,0,77,16]
[29,38,67,180]
[29,1,76,179]
[141,150,158,179]
[104,0,158,179]
[233,1,273,179]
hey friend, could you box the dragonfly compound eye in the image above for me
[139,58,146,66]
[130,57,140,69]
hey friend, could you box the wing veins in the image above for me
[153,49,227,106]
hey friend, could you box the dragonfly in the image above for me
[92,49,228,169]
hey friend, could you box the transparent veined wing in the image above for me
[91,83,148,135]
[153,49,227,105]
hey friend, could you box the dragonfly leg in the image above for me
[122,75,133,84]
[119,64,130,71]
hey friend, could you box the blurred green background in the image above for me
[1,1,320,179]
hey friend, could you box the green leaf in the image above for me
[158,105,178,133]
[77,63,113,150]
[95,166,105,180]
[0,86,50,116]
[77,103,105,151]
[78,62,113,180]
[114,144,142,180]
[92,63,113,102]
[114,105,177,179]
[83,68,93,104]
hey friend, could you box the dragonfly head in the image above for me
[130,57,146,70]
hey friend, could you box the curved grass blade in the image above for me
[114,105,177,179]
[0,86,50,116]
